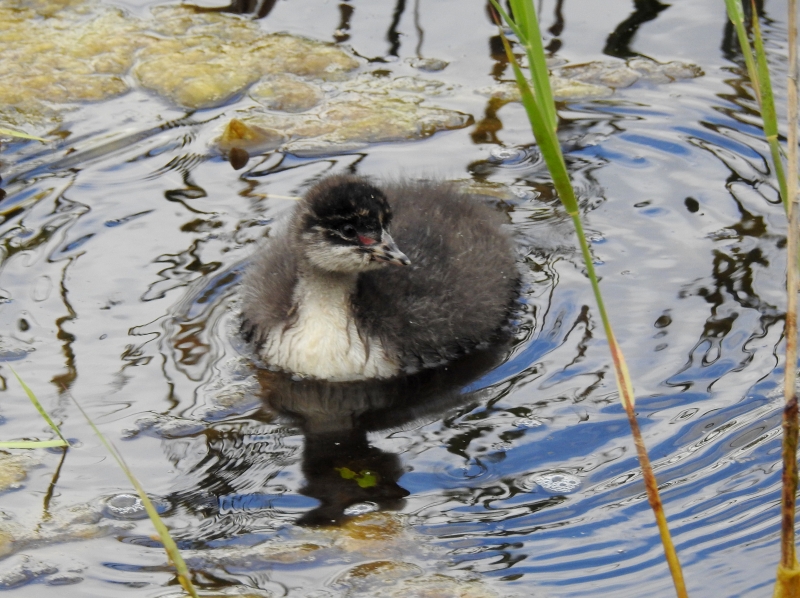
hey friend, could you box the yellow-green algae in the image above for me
[250,75,325,113]
[134,6,359,109]
[0,0,471,152]
[0,0,697,154]
[478,58,703,103]
[0,0,359,122]
[0,501,133,560]
[0,451,39,492]
[220,73,472,157]
[367,573,503,598]
[0,0,148,127]
[172,511,502,597]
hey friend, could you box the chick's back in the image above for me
[354,181,518,370]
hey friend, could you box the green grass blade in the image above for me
[8,367,69,448]
[494,2,687,594]
[509,0,558,131]
[775,0,800,589]
[72,398,200,598]
[0,128,46,142]
[497,31,580,215]
[724,0,761,102]
[488,0,526,43]
[750,7,789,214]
[0,440,70,448]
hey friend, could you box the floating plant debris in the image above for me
[219,72,472,157]
[0,452,37,492]
[218,118,285,157]
[407,57,449,72]
[0,0,359,119]
[478,58,703,102]
[249,75,324,113]
[134,6,359,109]
[228,147,250,170]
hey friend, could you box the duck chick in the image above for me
[240,175,517,381]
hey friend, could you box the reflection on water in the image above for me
[264,348,507,524]
[0,0,795,596]
[183,347,507,527]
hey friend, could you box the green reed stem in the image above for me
[490,1,687,595]
[724,0,762,100]
[724,0,789,214]
[72,397,200,598]
[777,0,800,590]
[751,6,789,214]
[723,0,800,592]
[0,367,69,449]
[0,128,46,142]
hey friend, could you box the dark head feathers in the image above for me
[300,175,392,238]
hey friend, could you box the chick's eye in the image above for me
[341,224,356,238]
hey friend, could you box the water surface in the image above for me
[0,0,793,596]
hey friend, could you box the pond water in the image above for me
[0,0,794,596]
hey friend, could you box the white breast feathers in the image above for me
[258,273,399,381]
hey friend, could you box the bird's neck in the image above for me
[296,262,359,303]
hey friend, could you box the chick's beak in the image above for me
[371,231,411,266]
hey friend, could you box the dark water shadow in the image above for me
[256,344,509,526]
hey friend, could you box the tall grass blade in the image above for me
[488,0,526,44]
[750,5,789,214]
[494,21,577,215]
[0,128,46,142]
[493,4,687,595]
[775,0,800,593]
[3,367,69,449]
[724,0,788,213]
[0,440,70,448]
[724,0,800,591]
[510,0,557,131]
[724,0,762,101]
[72,398,200,598]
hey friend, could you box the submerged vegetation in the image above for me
[0,0,700,152]
[0,373,197,593]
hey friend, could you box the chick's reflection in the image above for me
[259,346,505,526]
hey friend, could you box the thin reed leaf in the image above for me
[0,440,70,449]
[722,0,800,590]
[488,0,526,44]
[0,128,46,142]
[724,0,761,101]
[7,367,69,448]
[750,7,789,214]
[775,0,800,591]
[510,0,558,131]
[493,2,687,595]
[496,30,578,215]
[72,398,200,598]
